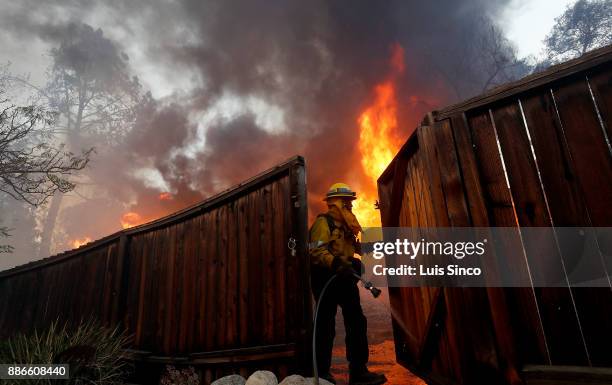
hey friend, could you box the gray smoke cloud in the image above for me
[0,0,520,266]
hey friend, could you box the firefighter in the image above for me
[309,183,387,385]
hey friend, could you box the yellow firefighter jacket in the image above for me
[309,213,359,269]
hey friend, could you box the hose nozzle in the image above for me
[353,272,382,298]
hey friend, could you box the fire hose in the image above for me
[312,269,382,385]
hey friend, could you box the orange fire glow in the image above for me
[70,237,91,249]
[120,212,143,229]
[159,192,173,201]
[353,43,405,228]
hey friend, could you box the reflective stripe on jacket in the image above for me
[308,214,357,269]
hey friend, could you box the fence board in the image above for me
[553,79,612,227]
[587,66,612,144]
[491,101,589,365]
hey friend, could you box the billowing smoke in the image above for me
[0,0,522,265]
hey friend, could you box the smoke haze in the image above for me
[0,0,520,268]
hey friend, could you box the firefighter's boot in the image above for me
[348,367,387,385]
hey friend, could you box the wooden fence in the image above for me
[0,156,311,384]
[377,45,612,385]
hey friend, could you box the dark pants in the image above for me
[311,263,369,375]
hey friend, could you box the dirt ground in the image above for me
[329,286,425,385]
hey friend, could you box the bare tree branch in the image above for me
[0,99,92,207]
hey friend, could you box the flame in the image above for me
[159,192,173,201]
[70,237,91,249]
[121,212,142,229]
[354,43,405,228]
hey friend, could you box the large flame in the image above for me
[121,212,143,229]
[353,44,405,228]
[70,237,91,249]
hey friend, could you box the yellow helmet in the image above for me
[324,183,357,201]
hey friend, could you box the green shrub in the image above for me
[0,319,132,385]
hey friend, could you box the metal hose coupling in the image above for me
[356,273,382,298]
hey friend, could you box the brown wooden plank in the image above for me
[449,113,525,384]
[553,78,612,227]
[216,206,228,349]
[587,65,612,145]
[418,125,450,226]
[143,230,159,351]
[283,179,296,343]
[112,235,129,327]
[261,186,275,344]
[520,92,593,227]
[196,212,209,350]
[550,78,612,366]
[154,227,168,353]
[449,114,489,226]
[388,152,410,227]
[187,217,199,352]
[433,120,471,225]
[226,202,239,348]
[491,101,590,365]
[247,191,263,345]
[172,221,186,353]
[521,90,612,366]
[274,179,287,343]
[417,288,446,369]
[93,248,110,319]
[134,233,149,347]
[468,110,550,366]
[205,209,219,350]
[100,243,116,324]
[289,161,310,364]
[435,119,491,383]
[377,173,394,226]
[236,197,250,346]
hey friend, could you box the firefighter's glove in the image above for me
[332,257,355,278]
[354,240,362,256]
[351,257,364,276]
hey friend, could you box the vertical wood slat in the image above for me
[196,212,209,349]
[520,89,612,367]
[549,78,612,366]
[433,119,500,383]
[491,101,590,366]
[553,79,612,227]
[289,162,310,369]
[586,67,612,152]
[247,191,263,345]
[226,202,239,348]
[237,197,250,346]
[216,206,228,350]
[469,110,551,366]
[418,123,465,381]
[262,186,275,344]
[450,113,524,384]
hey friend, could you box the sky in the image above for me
[502,0,576,59]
